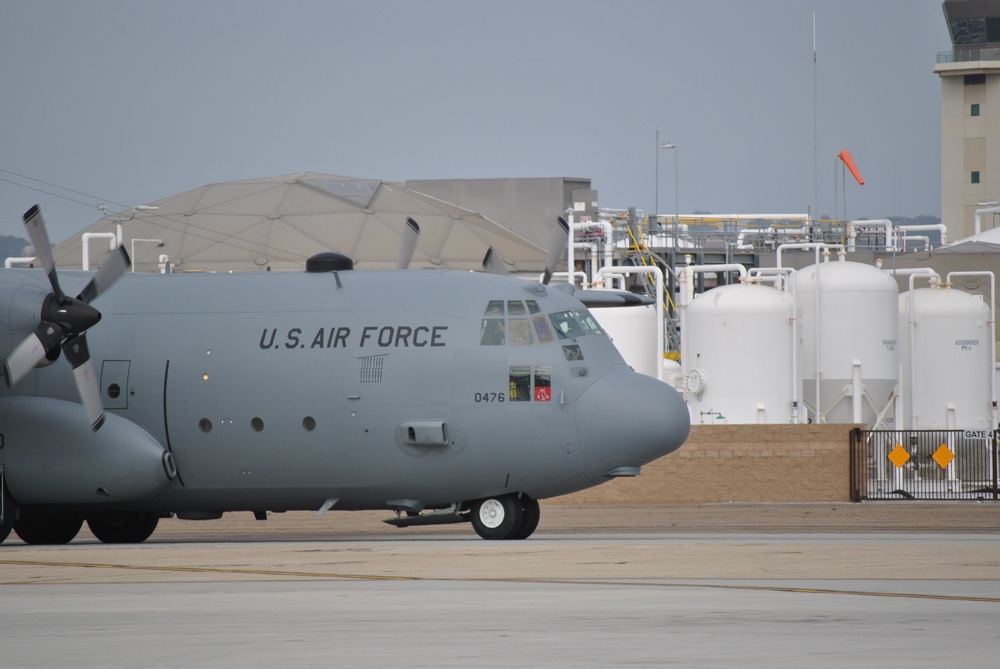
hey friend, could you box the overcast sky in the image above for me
[0,0,948,243]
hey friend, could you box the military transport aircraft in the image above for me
[0,205,689,544]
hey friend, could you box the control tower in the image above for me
[935,0,1000,240]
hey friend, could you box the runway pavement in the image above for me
[1,504,998,668]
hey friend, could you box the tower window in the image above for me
[965,74,986,86]
[972,171,981,184]
[972,103,981,117]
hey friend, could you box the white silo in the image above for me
[790,258,899,427]
[591,304,659,379]
[899,281,995,430]
[683,282,799,424]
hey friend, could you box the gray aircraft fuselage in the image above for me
[0,266,689,536]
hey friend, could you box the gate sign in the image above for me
[963,430,994,440]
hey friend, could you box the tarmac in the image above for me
[1,503,998,668]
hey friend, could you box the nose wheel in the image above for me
[469,494,540,540]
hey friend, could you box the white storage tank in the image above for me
[683,283,799,424]
[899,285,993,430]
[789,259,899,426]
[591,304,659,379]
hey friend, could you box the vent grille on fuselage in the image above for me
[359,355,385,383]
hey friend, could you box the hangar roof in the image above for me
[53,173,550,273]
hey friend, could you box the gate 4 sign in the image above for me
[963,430,994,441]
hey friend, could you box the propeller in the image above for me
[541,216,570,285]
[481,246,510,276]
[395,217,420,270]
[3,205,132,431]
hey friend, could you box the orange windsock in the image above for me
[838,149,864,185]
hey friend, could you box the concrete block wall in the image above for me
[548,424,855,505]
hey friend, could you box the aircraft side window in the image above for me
[526,300,541,315]
[550,311,585,339]
[508,366,531,401]
[508,319,533,346]
[485,300,505,316]
[532,315,554,343]
[562,344,583,361]
[533,366,552,402]
[574,310,605,335]
[480,318,505,345]
[507,300,527,316]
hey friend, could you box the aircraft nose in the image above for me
[574,368,690,482]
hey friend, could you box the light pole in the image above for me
[655,130,661,226]
[656,141,681,260]
[660,142,678,226]
[656,138,679,235]
[657,137,679,318]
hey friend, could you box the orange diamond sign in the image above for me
[888,444,911,469]
[932,444,955,470]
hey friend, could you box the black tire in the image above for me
[14,516,83,545]
[470,495,523,540]
[0,520,12,545]
[511,496,540,540]
[87,513,160,544]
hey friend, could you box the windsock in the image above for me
[838,150,864,185]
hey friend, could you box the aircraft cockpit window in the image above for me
[507,300,527,316]
[508,365,553,402]
[550,311,585,339]
[480,318,505,345]
[532,315,554,343]
[508,319,533,346]
[480,301,562,346]
[534,366,552,402]
[574,311,605,336]
[509,366,531,401]
[485,300,505,316]
[562,344,583,361]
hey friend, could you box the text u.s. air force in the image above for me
[259,325,448,350]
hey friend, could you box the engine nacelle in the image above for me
[0,397,176,504]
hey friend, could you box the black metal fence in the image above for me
[850,428,1000,501]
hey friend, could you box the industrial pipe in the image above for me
[974,206,1000,235]
[82,232,117,271]
[847,219,895,252]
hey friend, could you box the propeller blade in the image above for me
[23,205,64,300]
[4,322,63,387]
[77,244,131,304]
[62,334,105,431]
[395,218,420,270]
[542,216,570,285]
[481,247,510,276]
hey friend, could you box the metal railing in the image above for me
[850,428,1000,501]
[937,48,1000,64]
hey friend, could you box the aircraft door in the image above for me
[100,360,131,410]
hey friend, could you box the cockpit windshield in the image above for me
[480,301,604,346]
[549,311,584,339]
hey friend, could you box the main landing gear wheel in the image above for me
[511,496,540,540]
[87,513,160,544]
[0,520,12,545]
[470,495,524,540]
[13,516,83,545]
